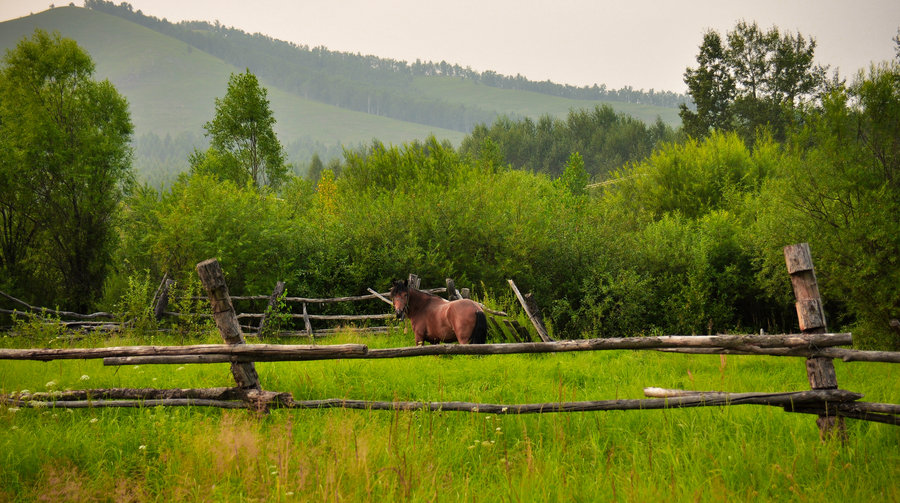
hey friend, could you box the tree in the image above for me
[679,31,735,138]
[202,69,287,189]
[680,21,826,142]
[0,30,133,310]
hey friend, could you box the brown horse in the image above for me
[390,279,487,346]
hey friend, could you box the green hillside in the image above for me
[0,5,684,183]
[0,6,465,147]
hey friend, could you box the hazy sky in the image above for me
[1,0,898,93]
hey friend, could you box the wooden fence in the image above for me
[153,273,532,340]
[2,244,899,441]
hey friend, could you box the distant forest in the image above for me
[85,0,690,134]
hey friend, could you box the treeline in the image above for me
[460,105,677,179]
[84,0,687,135]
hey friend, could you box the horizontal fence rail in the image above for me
[0,333,858,364]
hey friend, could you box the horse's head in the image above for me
[389,279,409,320]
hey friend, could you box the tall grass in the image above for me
[0,331,898,501]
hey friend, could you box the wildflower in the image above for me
[7,407,19,413]
[496,427,502,431]
[133,366,140,370]
[80,375,90,381]
[66,409,73,414]
[139,445,147,451]
[285,492,294,497]
[10,426,18,430]
[501,407,508,413]
[90,418,98,424]
[482,441,492,447]
[45,381,57,389]
[176,367,185,371]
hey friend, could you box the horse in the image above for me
[389,279,487,346]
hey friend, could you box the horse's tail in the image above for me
[471,311,488,344]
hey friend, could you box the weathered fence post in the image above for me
[302,303,313,338]
[408,274,421,290]
[152,274,174,321]
[508,279,553,342]
[256,281,286,337]
[784,243,846,440]
[196,259,261,391]
[446,278,460,300]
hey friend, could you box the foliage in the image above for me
[201,69,288,189]
[258,289,291,338]
[680,21,827,142]
[460,105,676,180]
[113,271,157,333]
[0,29,133,312]
[752,62,900,348]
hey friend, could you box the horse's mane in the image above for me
[390,280,441,299]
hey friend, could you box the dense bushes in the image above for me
[106,65,899,348]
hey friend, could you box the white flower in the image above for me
[7,407,19,413]
[89,418,98,424]
[501,407,508,413]
[10,426,18,430]
[80,375,90,381]
[176,367,185,371]
[66,409,73,414]
[496,427,502,432]
[139,445,146,450]
[45,381,57,388]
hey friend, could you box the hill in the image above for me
[0,5,685,183]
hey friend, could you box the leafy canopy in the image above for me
[200,69,287,189]
[680,21,826,142]
[0,29,133,311]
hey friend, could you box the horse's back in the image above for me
[446,299,485,344]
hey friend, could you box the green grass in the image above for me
[1,329,898,501]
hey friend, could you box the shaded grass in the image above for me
[1,330,898,501]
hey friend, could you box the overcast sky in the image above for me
[2,0,898,93]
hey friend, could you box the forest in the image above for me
[84,0,688,135]
[1,21,898,351]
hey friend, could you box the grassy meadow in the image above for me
[1,329,897,501]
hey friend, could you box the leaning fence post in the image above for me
[152,274,173,321]
[196,259,261,391]
[508,279,553,342]
[784,243,846,440]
